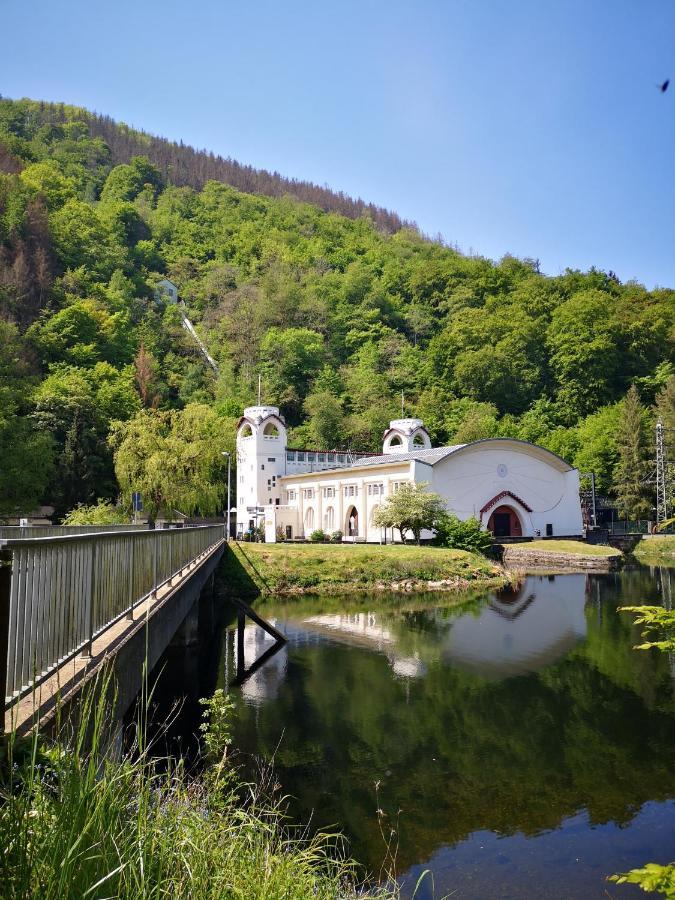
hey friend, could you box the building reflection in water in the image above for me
[443,574,588,679]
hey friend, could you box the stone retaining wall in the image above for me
[502,547,622,571]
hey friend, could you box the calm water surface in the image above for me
[152,568,675,899]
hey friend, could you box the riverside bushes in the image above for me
[0,681,387,899]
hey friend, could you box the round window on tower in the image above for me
[497,464,508,478]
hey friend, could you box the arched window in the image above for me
[263,422,280,437]
[389,435,402,447]
[240,424,253,438]
[305,507,315,531]
[324,506,335,531]
[412,433,426,447]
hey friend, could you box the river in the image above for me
[150,567,675,899]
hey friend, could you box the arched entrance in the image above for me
[487,505,522,538]
[346,506,359,537]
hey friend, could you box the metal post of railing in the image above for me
[81,542,97,658]
[127,538,135,620]
[0,547,12,734]
[152,536,158,599]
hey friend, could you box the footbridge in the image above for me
[1,524,227,735]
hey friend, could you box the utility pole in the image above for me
[257,374,262,406]
[656,419,668,526]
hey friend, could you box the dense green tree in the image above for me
[547,290,622,419]
[614,386,652,519]
[0,319,54,515]
[49,198,126,277]
[110,405,229,518]
[571,403,622,494]
[19,160,75,210]
[259,327,324,418]
[303,390,344,449]
[31,363,139,516]
[100,156,164,203]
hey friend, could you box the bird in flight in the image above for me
[659,79,670,93]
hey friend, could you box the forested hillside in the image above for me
[1,96,674,521]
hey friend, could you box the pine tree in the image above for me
[614,385,652,520]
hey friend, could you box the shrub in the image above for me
[309,529,325,542]
[62,500,129,525]
[330,530,343,543]
[275,526,286,542]
[434,513,493,554]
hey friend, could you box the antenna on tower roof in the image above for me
[401,390,404,417]
[258,373,262,406]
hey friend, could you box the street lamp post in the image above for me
[222,451,231,539]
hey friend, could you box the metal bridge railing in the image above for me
[0,524,149,540]
[0,525,224,710]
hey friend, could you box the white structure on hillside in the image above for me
[155,278,179,304]
[235,405,584,541]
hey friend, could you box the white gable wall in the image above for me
[428,442,583,537]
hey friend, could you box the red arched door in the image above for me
[487,505,522,538]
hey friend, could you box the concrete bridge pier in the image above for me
[171,604,200,648]
[170,573,217,648]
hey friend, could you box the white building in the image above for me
[155,278,179,304]
[235,405,584,541]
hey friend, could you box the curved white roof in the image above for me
[352,438,574,472]
[352,445,465,467]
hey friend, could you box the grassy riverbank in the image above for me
[225,542,506,596]
[633,536,675,566]
[0,688,389,899]
[507,540,621,557]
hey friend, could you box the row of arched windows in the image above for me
[304,504,381,536]
[240,422,281,438]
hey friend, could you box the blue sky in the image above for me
[3,0,675,287]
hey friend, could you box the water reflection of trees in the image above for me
[230,572,675,874]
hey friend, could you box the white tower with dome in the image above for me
[382,418,431,454]
[235,406,288,536]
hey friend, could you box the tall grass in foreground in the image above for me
[0,679,396,899]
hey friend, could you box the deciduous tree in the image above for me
[373,482,447,544]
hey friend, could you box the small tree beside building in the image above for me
[373,482,447,544]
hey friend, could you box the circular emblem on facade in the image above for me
[497,464,508,478]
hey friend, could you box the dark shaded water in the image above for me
[150,567,675,899]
